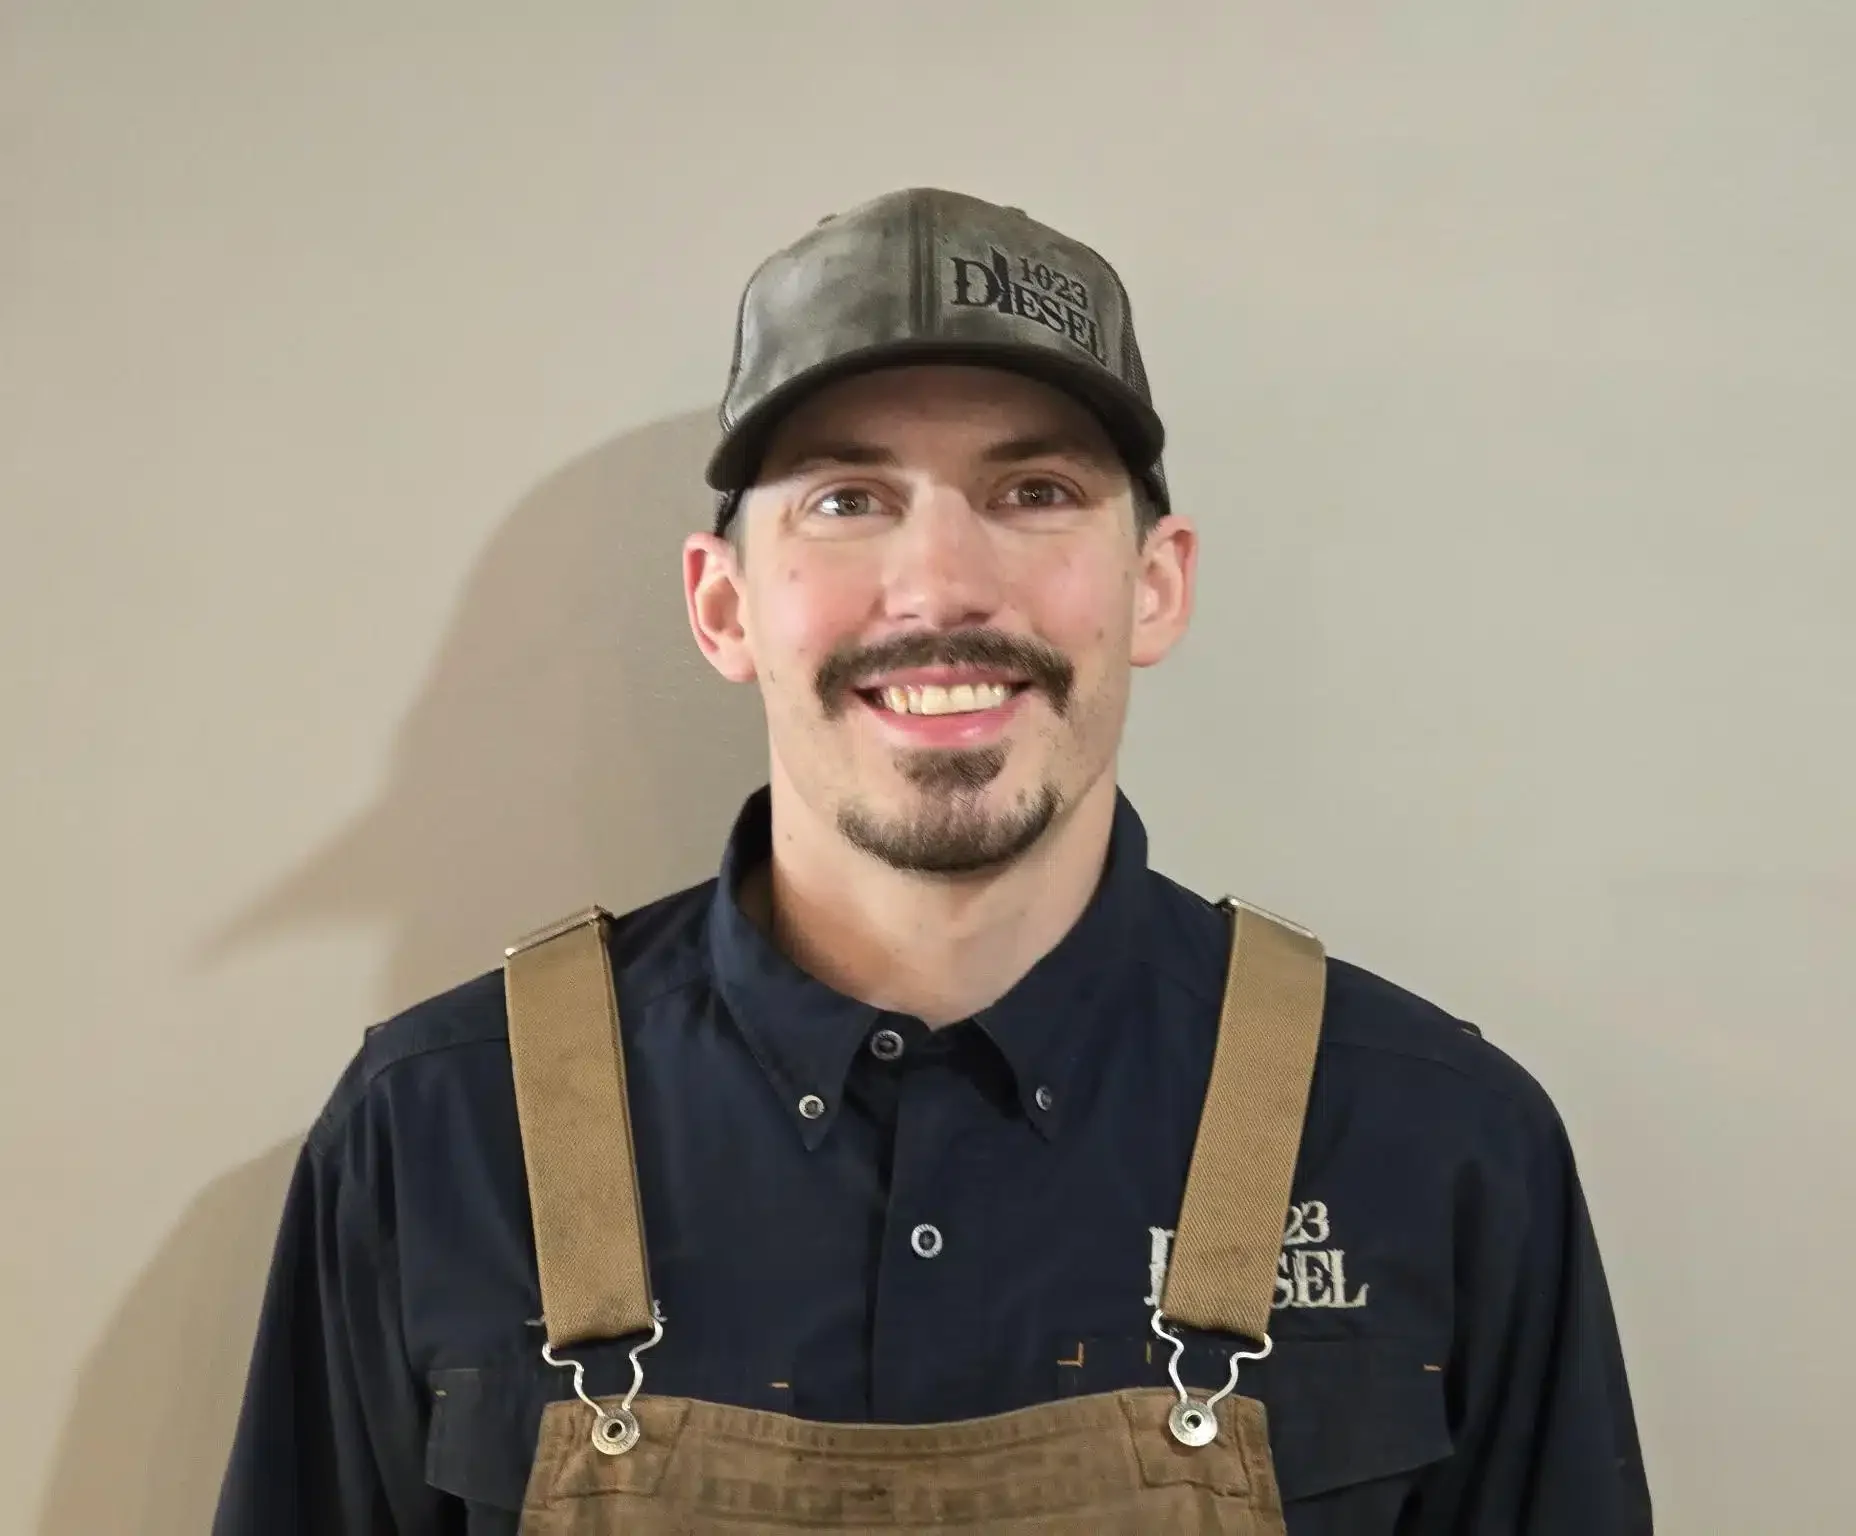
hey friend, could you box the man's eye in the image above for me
[812,488,878,518]
[1002,478,1077,509]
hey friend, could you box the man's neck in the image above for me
[746,774,1119,1027]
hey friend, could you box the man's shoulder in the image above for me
[1305,958,1581,1202]
[307,878,717,1151]
[1145,871,1566,1137]
[359,876,716,1066]
[1318,956,1566,1135]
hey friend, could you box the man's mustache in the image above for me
[816,630,1075,719]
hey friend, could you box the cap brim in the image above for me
[704,339,1165,493]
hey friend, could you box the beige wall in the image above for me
[5,5,1851,1531]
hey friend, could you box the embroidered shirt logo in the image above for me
[946,247,1108,364]
[1146,1201,1371,1312]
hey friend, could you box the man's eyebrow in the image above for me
[765,441,901,479]
[765,430,1121,481]
[978,432,1121,472]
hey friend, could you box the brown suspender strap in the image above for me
[1160,900,1328,1343]
[503,907,655,1349]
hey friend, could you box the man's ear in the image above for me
[684,533,757,683]
[1130,514,1197,668]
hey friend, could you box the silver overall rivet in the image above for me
[1167,1398,1219,1447]
[591,1406,641,1456]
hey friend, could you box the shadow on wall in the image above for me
[204,406,767,1009]
[36,410,767,1536]
[35,1141,302,1536]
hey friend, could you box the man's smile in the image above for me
[854,676,1032,748]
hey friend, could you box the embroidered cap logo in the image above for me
[947,247,1108,365]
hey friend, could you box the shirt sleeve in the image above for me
[213,1071,445,1536]
[1407,1094,1654,1534]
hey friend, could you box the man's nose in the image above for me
[881,491,1006,630]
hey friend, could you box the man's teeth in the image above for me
[879,682,1014,716]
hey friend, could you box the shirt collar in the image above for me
[708,789,881,1149]
[707,786,1150,1148]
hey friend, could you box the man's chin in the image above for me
[836,783,1061,876]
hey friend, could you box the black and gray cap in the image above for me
[706,188,1167,532]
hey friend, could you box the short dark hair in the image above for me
[1131,477,1164,543]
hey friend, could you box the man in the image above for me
[216,189,1652,1533]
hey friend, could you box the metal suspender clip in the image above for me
[1149,1306,1273,1448]
[540,1302,665,1457]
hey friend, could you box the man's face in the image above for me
[686,364,1195,876]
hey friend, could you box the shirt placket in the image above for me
[865,1034,1003,1422]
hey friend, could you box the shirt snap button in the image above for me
[1034,1085,1054,1112]
[910,1223,944,1259]
[869,1028,905,1061]
[797,1094,826,1120]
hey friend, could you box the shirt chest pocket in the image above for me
[1053,1334,1452,1519]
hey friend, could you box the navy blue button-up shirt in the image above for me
[215,788,1651,1534]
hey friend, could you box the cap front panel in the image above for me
[725,205,917,431]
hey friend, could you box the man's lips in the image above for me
[853,676,1033,715]
[850,667,1034,719]
[853,677,1031,746]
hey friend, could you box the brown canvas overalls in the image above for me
[500,896,1326,1534]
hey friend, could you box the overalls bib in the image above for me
[501,896,1326,1534]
